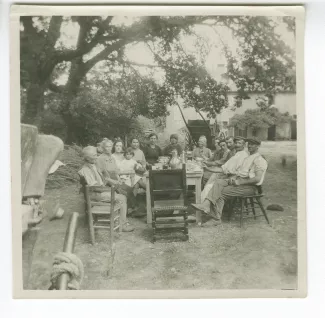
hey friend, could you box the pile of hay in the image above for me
[46,144,84,189]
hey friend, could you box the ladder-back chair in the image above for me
[149,164,189,242]
[226,161,270,227]
[80,177,122,246]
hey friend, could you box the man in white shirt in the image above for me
[219,136,248,175]
[201,136,248,201]
[193,137,267,224]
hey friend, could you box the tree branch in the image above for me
[48,83,65,93]
[45,16,63,50]
[21,16,38,38]
[83,40,126,72]
[123,61,160,69]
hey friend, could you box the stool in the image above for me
[227,194,270,227]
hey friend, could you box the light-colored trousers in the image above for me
[90,192,128,224]
[201,172,228,202]
[205,179,257,220]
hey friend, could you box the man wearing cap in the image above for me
[163,134,183,157]
[192,137,267,224]
[78,145,134,232]
[200,136,248,201]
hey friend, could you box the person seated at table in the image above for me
[130,137,146,168]
[143,132,163,167]
[200,136,249,201]
[205,136,248,177]
[205,139,231,167]
[213,137,221,153]
[202,139,231,184]
[163,134,183,157]
[112,139,125,168]
[119,147,146,192]
[226,136,237,157]
[192,137,267,225]
[78,146,134,232]
[97,139,138,215]
[192,135,213,161]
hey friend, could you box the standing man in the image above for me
[192,137,267,224]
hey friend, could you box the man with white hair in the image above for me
[78,145,134,232]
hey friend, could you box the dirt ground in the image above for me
[23,141,297,290]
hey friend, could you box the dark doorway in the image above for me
[291,120,297,140]
[268,125,276,141]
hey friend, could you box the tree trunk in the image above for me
[22,83,46,127]
[64,114,78,145]
[59,58,86,145]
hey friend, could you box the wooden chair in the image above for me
[227,185,270,227]
[149,164,189,242]
[80,177,122,247]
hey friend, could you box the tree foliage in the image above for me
[20,15,296,144]
[223,16,295,105]
[43,68,171,145]
[230,106,292,130]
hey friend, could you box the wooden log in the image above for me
[58,212,79,290]
[21,124,38,195]
[23,135,64,198]
[22,226,40,289]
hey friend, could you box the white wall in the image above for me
[165,92,296,134]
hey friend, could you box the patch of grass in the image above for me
[26,141,298,290]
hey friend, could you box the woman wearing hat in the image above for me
[163,134,183,157]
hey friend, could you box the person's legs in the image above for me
[117,184,137,209]
[202,171,213,187]
[115,193,134,231]
[98,191,133,231]
[91,191,133,231]
[137,178,146,190]
[201,173,226,202]
[192,178,228,222]
[212,185,257,220]
[204,179,229,220]
[114,193,127,223]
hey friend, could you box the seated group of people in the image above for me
[78,134,184,233]
[192,135,267,225]
[78,131,267,231]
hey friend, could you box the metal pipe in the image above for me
[58,212,79,290]
[175,100,196,147]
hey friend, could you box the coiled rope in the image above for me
[49,252,84,290]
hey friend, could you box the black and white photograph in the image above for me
[11,5,305,298]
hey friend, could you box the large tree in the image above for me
[20,15,295,143]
